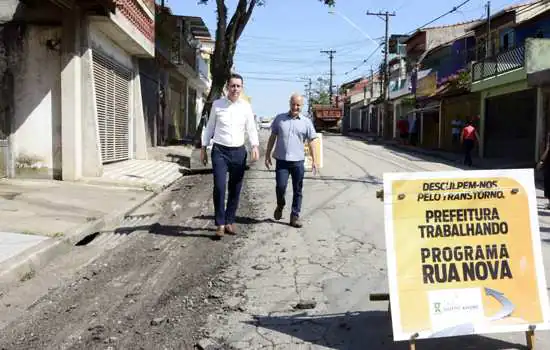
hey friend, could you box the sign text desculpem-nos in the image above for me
[383,169,550,341]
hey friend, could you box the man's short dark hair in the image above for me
[228,73,244,85]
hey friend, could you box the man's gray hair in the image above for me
[289,92,304,102]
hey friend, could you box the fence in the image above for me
[472,45,525,82]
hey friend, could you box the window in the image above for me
[499,28,515,52]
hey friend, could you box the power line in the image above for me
[407,0,474,34]
[244,76,309,82]
[341,0,475,84]
[344,44,382,75]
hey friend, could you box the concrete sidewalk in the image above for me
[0,160,183,286]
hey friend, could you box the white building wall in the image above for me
[89,23,133,69]
[12,26,62,178]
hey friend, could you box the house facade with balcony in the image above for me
[140,5,212,150]
[340,74,382,135]
[388,34,411,139]
[0,0,155,180]
[470,1,550,165]
[404,22,476,149]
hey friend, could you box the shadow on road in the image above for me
[248,311,528,350]
[193,214,288,226]
[113,223,222,240]
[250,175,382,185]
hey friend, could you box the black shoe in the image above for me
[274,206,283,220]
[290,215,303,228]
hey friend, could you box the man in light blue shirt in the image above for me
[265,93,318,228]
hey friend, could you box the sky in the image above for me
[167,0,521,118]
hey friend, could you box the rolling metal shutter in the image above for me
[92,51,132,163]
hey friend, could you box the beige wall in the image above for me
[12,26,62,178]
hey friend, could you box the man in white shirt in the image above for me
[201,73,260,238]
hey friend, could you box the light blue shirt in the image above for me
[271,113,318,162]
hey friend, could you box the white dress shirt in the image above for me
[201,97,260,148]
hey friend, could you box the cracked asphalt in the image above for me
[3,133,550,349]
[203,133,550,350]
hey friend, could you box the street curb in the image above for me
[346,133,545,186]
[0,176,181,289]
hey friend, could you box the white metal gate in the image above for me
[92,51,132,163]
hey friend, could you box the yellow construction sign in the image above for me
[383,169,550,341]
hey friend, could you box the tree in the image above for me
[195,0,336,147]
[310,76,331,105]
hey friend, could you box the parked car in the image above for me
[260,118,272,129]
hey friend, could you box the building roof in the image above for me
[469,0,541,30]
[404,20,480,44]
[340,77,364,90]
[180,15,211,39]
[421,19,482,31]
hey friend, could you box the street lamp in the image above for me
[328,9,379,47]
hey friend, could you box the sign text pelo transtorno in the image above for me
[383,169,550,341]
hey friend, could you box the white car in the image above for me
[260,119,272,129]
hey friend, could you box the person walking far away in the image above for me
[537,132,550,209]
[264,93,318,228]
[460,119,480,167]
[201,73,260,239]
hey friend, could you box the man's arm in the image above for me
[265,133,277,158]
[308,139,317,166]
[201,103,217,149]
[265,116,279,166]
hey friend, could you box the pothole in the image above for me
[0,192,22,200]
[75,232,101,246]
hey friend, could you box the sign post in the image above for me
[382,169,550,348]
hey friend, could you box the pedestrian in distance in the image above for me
[460,119,480,167]
[200,73,260,239]
[265,93,319,228]
[537,132,550,209]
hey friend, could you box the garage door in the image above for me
[92,51,132,163]
[484,88,536,163]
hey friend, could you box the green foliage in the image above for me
[310,76,331,105]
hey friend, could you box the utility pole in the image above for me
[486,1,491,56]
[366,10,395,137]
[366,10,395,102]
[370,66,374,98]
[320,50,336,104]
[304,77,313,115]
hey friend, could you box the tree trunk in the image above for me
[192,0,253,148]
[193,39,237,148]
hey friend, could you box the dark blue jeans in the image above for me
[211,143,247,226]
[275,159,305,218]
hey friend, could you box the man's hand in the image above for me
[311,162,318,176]
[200,148,208,165]
[265,155,272,169]
[251,146,260,162]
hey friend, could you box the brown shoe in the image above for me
[225,224,237,235]
[274,206,283,220]
[290,216,302,228]
[215,225,225,238]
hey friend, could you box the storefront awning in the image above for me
[409,102,440,114]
